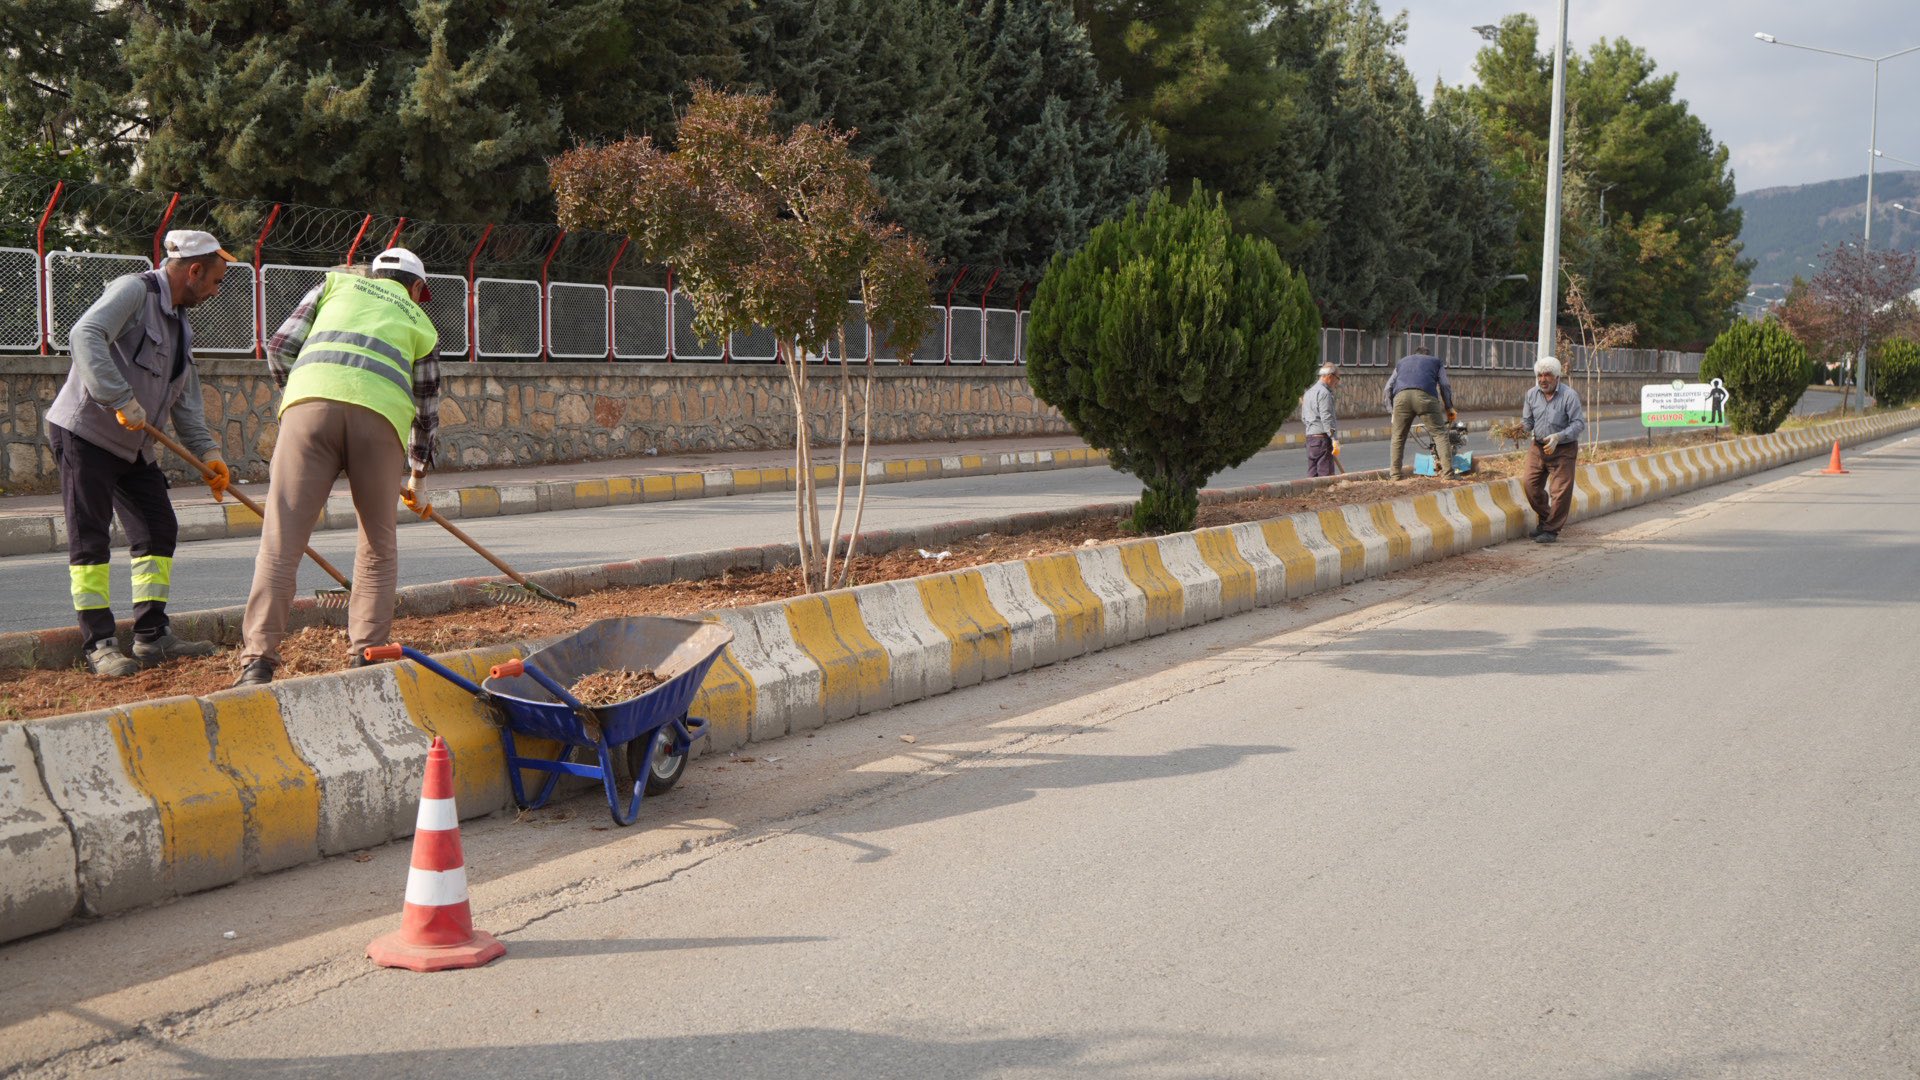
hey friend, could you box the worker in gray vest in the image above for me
[44,230,231,676]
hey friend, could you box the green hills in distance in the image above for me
[1736,170,1920,294]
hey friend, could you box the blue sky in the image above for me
[1397,1,1920,193]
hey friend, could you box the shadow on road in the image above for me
[1304,625,1670,678]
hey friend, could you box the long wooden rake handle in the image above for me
[139,422,354,590]
[406,500,565,604]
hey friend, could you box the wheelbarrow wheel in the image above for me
[611,726,688,797]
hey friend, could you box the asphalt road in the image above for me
[8,429,1914,1078]
[0,389,1845,635]
[0,417,1692,635]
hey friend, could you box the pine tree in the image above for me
[737,0,991,265]
[960,0,1165,279]
[0,1,139,175]
[120,0,742,221]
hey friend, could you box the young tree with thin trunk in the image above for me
[551,85,932,592]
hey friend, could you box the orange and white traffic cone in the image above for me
[1821,441,1850,475]
[367,736,506,972]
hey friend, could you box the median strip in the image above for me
[0,412,1907,942]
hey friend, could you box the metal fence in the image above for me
[1321,328,1702,377]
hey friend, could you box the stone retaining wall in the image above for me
[0,358,1645,492]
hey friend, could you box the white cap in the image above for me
[163,230,236,261]
[1534,356,1563,376]
[370,247,431,302]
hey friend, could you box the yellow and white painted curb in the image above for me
[2,413,1911,942]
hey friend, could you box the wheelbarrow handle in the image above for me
[368,643,489,696]
[488,656,591,713]
[364,645,406,662]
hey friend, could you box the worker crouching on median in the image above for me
[45,230,232,677]
[1302,364,1341,477]
[1522,356,1585,544]
[1386,351,1457,480]
[235,248,441,686]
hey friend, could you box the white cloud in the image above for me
[1395,0,1920,192]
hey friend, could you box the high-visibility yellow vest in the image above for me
[282,274,438,450]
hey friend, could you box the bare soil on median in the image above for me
[0,432,1725,722]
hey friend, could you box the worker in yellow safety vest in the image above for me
[235,247,441,685]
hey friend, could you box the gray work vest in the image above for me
[46,271,194,464]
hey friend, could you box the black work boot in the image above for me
[233,659,275,687]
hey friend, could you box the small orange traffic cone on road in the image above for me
[367,737,505,972]
[1821,441,1850,475]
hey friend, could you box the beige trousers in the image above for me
[240,400,405,667]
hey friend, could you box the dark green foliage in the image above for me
[1872,339,1920,407]
[740,0,1162,280]
[1025,186,1319,533]
[0,1,138,176]
[119,0,742,221]
[1699,318,1811,434]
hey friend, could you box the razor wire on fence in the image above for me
[3,170,1705,372]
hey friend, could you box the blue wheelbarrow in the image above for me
[367,615,735,826]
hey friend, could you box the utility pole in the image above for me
[1537,0,1571,361]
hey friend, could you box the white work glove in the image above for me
[1542,433,1561,454]
[400,469,426,514]
[114,399,148,430]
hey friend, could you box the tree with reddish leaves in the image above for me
[1789,242,1920,410]
[551,85,934,591]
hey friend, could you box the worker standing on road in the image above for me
[234,248,441,686]
[45,230,232,677]
[1522,356,1586,544]
[1301,364,1342,477]
[1385,351,1457,480]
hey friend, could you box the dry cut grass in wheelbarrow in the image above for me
[0,430,1724,723]
[569,669,666,707]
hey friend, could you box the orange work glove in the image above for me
[1446,409,1458,423]
[204,454,230,503]
[400,470,426,514]
[1330,439,1342,457]
[115,401,148,431]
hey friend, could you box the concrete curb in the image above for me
[2,412,1909,942]
[0,409,1644,557]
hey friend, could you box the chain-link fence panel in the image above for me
[910,305,948,363]
[475,278,542,359]
[424,274,468,357]
[190,262,256,354]
[613,286,668,360]
[261,264,328,339]
[46,252,152,350]
[947,307,984,364]
[1019,311,1029,363]
[671,291,725,361]
[546,282,608,359]
[984,308,1018,364]
[0,248,40,351]
[730,323,779,364]
[823,301,869,362]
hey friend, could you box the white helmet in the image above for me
[1534,356,1564,377]
[370,247,432,302]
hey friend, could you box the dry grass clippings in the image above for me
[568,669,665,707]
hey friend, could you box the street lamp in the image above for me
[1539,0,1571,361]
[1754,31,1920,406]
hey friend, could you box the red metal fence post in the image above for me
[151,192,180,268]
[665,265,676,362]
[343,213,373,266]
[465,224,493,363]
[539,230,566,363]
[252,203,283,359]
[605,237,629,363]
[384,218,406,251]
[36,181,64,355]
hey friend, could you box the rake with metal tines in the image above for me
[402,496,577,613]
[136,420,354,608]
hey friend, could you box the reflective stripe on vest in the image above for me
[282,274,437,450]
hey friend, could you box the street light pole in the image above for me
[1754,32,1920,408]
[1539,0,1571,361]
